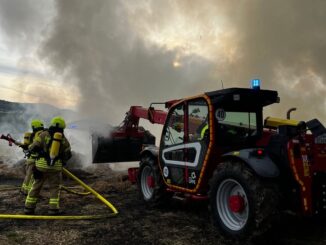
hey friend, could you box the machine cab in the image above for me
[159,88,279,192]
[207,88,278,150]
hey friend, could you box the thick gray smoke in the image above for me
[0,0,326,167]
[214,0,326,121]
[1,0,325,122]
[0,101,76,165]
[0,0,53,54]
[123,0,326,121]
[38,0,326,123]
[39,0,215,123]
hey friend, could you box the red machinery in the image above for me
[92,101,178,163]
[93,85,326,240]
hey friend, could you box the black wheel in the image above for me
[209,161,279,240]
[138,154,171,206]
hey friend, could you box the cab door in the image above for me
[159,98,210,190]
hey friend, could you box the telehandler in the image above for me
[93,81,326,239]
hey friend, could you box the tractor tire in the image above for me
[209,161,279,240]
[138,154,171,206]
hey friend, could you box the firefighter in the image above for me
[198,117,209,141]
[24,116,71,215]
[20,119,45,195]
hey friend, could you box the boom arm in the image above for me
[116,98,181,134]
[126,106,167,126]
[111,105,169,138]
[93,101,179,163]
[113,106,167,137]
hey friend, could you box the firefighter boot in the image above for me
[24,207,35,215]
[48,209,61,215]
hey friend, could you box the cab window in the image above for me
[163,104,184,147]
[216,110,257,145]
[188,99,209,142]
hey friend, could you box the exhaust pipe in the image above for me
[287,108,297,119]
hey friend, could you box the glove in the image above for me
[23,149,31,158]
[19,144,28,150]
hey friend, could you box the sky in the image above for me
[0,0,325,126]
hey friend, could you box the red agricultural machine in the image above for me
[93,83,326,239]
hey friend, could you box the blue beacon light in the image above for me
[251,79,261,90]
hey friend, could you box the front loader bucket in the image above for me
[92,127,155,163]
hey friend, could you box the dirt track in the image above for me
[1,162,326,245]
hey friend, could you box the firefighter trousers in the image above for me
[25,171,62,210]
[21,162,34,194]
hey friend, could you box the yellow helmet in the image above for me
[50,116,66,129]
[31,119,44,130]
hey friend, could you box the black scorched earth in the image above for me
[0,162,326,245]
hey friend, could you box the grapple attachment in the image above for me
[92,126,155,163]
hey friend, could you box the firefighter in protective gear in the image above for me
[20,119,44,195]
[24,116,71,215]
[197,116,209,141]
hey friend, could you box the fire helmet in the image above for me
[31,119,44,131]
[50,116,66,129]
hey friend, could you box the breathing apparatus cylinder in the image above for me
[23,132,32,145]
[49,132,62,166]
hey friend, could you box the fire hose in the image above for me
[0,167,118,220]
[60,185,90,196]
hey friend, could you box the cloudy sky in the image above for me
[0,0,325,125]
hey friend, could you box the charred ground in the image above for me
[0,162,326,245]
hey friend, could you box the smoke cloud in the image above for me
[123,0,326,121]
[37,0,326,123]
[1,0,325,122]
[0,0,53,54]
[0,101,77,165]
[218,0,326,121]
[1,0,326,167]
[39,0,216,123]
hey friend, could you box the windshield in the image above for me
[216,110,258,145]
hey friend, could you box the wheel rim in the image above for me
[216,179,249,231]
[141,165,154,200]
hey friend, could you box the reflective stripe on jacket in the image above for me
[35,157,62,172]
[29,130,71,172]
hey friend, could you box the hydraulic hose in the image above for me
[0,167,118,219]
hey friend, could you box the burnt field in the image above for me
[0,162,326,245]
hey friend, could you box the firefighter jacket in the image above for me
[26,130,43,165]
[28,130,71,172]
